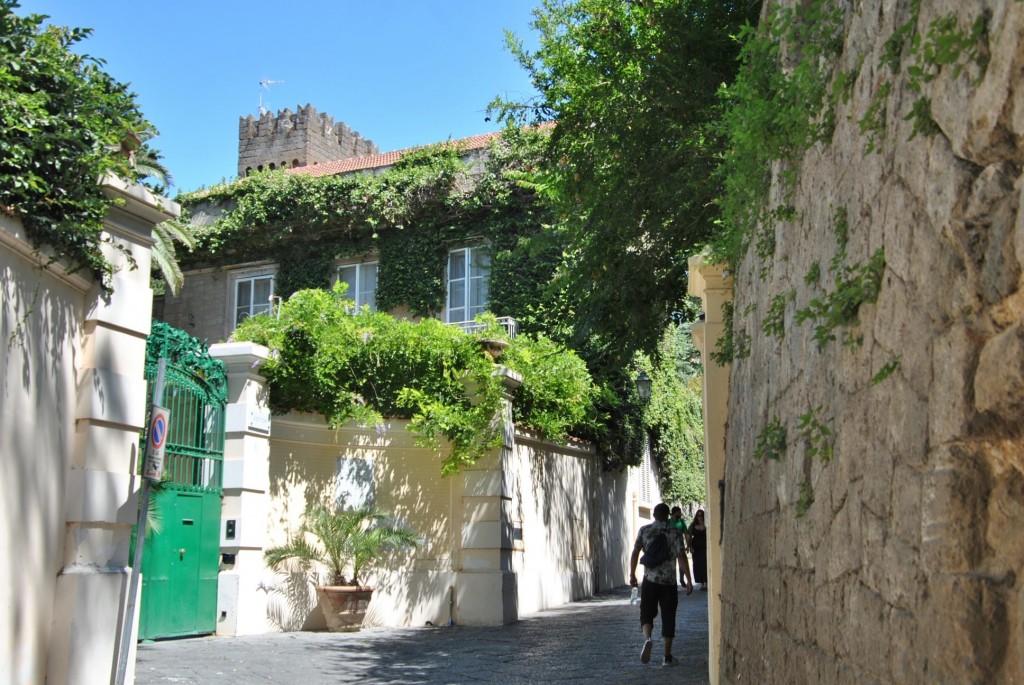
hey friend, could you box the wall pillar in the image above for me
[455,366,521,625]
[688,255,732,685]
[47,177,176,685]
[208,342,272,636]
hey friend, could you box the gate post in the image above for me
[455,366,522,625]
[208,341,272,635]
[48,178,176,685]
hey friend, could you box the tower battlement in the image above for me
[237,103,378,177]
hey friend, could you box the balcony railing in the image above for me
[449,316,518,339]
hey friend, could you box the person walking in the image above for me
[628,502,693,667]
[688,509,708,591]
[670,505,692,587]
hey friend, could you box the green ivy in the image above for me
[804,262,822,286]
[795,248,885,350]
[181,131,556,324]
[858,81,893,154]
[642,324,706,505]
[870,357,901,386]
[796,405,834,462]
[0,2,151,290]
[762,289,795,339]
[712,0,846,268]
[710,299,751,365]
[753,416,786,461]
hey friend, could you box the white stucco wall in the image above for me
[233,408,652,633]
[0,216,86,685]
[0,178,173,685]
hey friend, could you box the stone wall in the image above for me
[159,261,275,345]
[237,104,378,177]
[722,1,1024,683]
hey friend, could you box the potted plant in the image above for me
[264,503,419,631]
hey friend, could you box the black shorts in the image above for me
[639,579,678,638]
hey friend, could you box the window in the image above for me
[235,274,274,325]
[447,247,489,323]
[336,262,378,311]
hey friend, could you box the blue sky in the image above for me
[17,1,541,194]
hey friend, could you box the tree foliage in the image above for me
[0,1,150,288]
[490,0,760,361]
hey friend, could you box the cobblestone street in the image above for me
[135,586,709,684]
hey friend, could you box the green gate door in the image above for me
[137,322,227,640]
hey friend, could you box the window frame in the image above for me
[335,260,379,312]
[232,271,276,327]
[446,246,490,324]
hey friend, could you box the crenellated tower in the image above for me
[237,104,379,177]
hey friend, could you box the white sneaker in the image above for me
[640,639,653,664]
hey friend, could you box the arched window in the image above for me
[292,159,299,167]
[269,163,276,170]
[245,167,253,176]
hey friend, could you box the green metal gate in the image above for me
[137,322,227,640]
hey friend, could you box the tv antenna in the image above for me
[258,79,283,115]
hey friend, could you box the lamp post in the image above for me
[635,370,652,402]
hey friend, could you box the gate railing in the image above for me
[144,322,227,493]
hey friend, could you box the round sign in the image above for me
[150,414,167,449]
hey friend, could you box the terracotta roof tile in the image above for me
[285,131,503,178]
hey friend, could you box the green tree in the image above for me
[490,0,761,361]
[0,1,151,289]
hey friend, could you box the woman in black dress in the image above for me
[687,509,708,590]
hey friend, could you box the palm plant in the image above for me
[150,218,196,295]
[264,504,419,587]
[126,127,198,296]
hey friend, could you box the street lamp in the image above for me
[635,370,652,402]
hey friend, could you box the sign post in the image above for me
[115,357,169,685]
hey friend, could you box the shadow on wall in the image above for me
[1,260,83,679]
[366,439,458,626]
[259,571,320,632]
[266,421,455,629]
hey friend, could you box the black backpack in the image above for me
[640,531,671,567]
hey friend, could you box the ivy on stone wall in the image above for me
[180,131,556,323]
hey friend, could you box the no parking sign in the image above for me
[143,405,171,481]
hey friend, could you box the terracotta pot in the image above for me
[316,585,374,632]
[478,338,509,361]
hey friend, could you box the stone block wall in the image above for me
[721,1,1024,683]
[237,104,378,177]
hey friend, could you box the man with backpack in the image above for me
[628,502,693,666]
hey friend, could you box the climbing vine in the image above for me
[181,131,555,322]
[0,2,151,290]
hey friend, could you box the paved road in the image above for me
[135,586,709,685]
